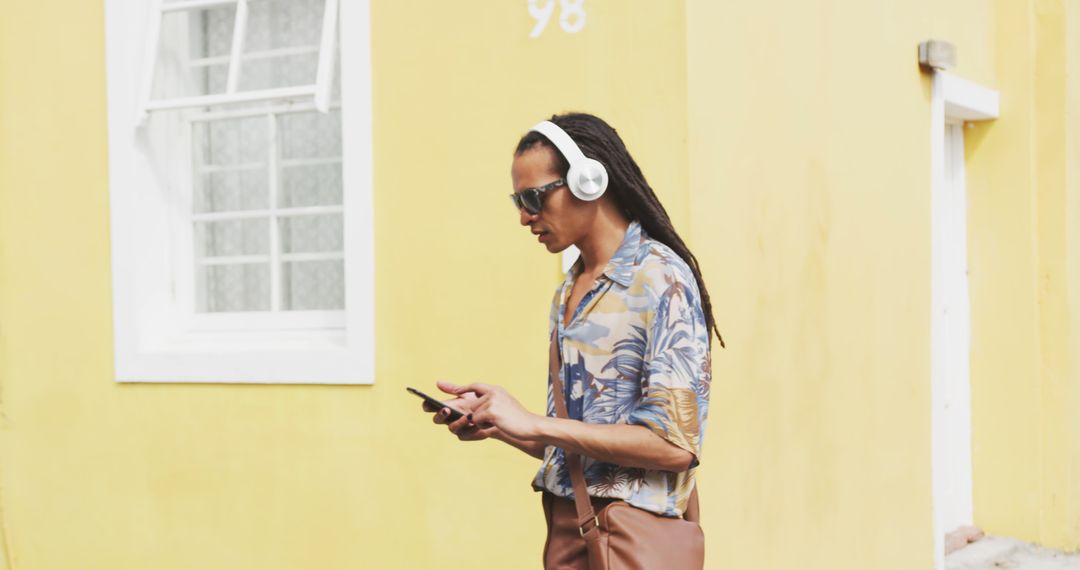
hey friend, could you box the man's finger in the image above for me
[446,414,473,435]
[471,408,494,430]
[436,380,462,395]
[472,396,492,415]
[472,392,492,409]
[466,398,490,426]
[456,425,481,440]
[458,425,498,441]
[437,381,489,397]
[457,383,494,396]
[431,407,452,425]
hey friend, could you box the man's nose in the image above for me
[520,208,538,226]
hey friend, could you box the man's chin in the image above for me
[545,241,568,254]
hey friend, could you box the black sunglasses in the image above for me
[509,178,566,215]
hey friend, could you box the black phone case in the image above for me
[407,387,465,422]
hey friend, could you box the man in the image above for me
[425,113,722,569]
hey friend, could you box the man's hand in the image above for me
[429,383,692,471]
[446,383,542,441]
[428,381,498,442]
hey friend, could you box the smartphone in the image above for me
[407,387,465,422]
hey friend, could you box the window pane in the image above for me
[245,0,325,50]
[280,163,342,208]
[193,116,269,167]
[278,110,341,160]
[239,53,319,91]
[197,263,271,312]
[195,168,269,213]
[279,214,343,254]
[151,6,236,100]
[281,260,344,310]
[239,0,325,91]
[192,114,270,214]
[195,218,270,257]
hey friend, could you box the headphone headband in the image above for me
[529,121,587,165]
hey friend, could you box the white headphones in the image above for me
[529,120,609,202]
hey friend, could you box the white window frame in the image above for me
[929,70,998,569]
[105,0,374,384]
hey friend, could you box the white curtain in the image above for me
[175,0,344,313]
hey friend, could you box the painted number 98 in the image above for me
[529,0,586,38]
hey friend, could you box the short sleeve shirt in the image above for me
[531,220,712,518]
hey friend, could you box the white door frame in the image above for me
[929,70,999,570]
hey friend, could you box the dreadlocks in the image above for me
[516,112,726,349]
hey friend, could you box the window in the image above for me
[142,0,339,112]
[105,0,373,384]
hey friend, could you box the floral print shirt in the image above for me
[532,220,712,518]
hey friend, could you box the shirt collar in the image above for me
[566,220,646,288]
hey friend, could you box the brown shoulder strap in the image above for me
[547,331,700,529]
[549,331,602,538]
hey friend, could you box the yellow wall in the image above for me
[965,0,1042,542]
[686,1,940,567]
[1069,0,1080,553]
[687,0,1077,564]
[0,1,689,569]
[2,0,1079,569]
[967,0,1080,551]
[1030,0,1070,548]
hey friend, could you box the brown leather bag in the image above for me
[545,332,705,570]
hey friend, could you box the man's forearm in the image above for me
[527,416,693,472]
[493,429,547,459]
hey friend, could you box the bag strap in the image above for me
[547,330,700,535]
[548,331,602,538]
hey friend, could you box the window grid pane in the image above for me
[245,0,325,51]
[278,214,342,254]
[196,263,271,313]
[280,162,342,208]
[194,218,270,257]
[193,107,343,314]
[281,259,344,311]
[151,5,237,100]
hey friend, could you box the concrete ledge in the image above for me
[947,536,1080,570]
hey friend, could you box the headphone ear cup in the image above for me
[567,158,608,201]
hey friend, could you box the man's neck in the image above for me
[576,213,631,276]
